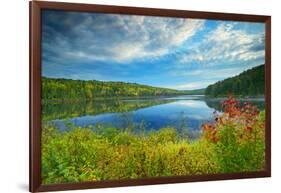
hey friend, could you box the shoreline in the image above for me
[42,94,202,103]
[42,94,265,104]
[204,95,265,101]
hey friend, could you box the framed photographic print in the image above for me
[30,1,271,192]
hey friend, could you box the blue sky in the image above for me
[42,10,265,90]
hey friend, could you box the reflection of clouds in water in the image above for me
[175,100,208,109]
[188,114,209,120]
[167,112,207,120]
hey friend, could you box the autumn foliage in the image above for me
[202,95,265,172]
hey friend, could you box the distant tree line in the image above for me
[42,77,192,101]
[205,64,265,97]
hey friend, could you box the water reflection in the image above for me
[205,98,265,112]
[43,95,265,139]
[42,98,175,121]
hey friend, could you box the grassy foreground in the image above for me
[42,96,265,184]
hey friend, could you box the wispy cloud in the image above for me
[42,11,204,64]
[169,66,256,80]
[179,22,265,65]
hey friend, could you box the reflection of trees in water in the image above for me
[204,100,223,111]
[205,98,265,112]
[42,98,175,121]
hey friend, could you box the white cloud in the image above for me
[176,101,207,108]
[108,41,167,63]
[101,16,205,62]
[238,50,265,61]
[43,11,205,64]
[180,22,265,65]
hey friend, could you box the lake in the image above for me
[42,95,265,139]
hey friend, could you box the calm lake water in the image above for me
[42,95,264,138]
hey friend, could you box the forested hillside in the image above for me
[205,65,265,97]
[183,88,205,95]
[42,77,192,100]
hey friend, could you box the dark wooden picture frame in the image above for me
[30,1,271,192]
